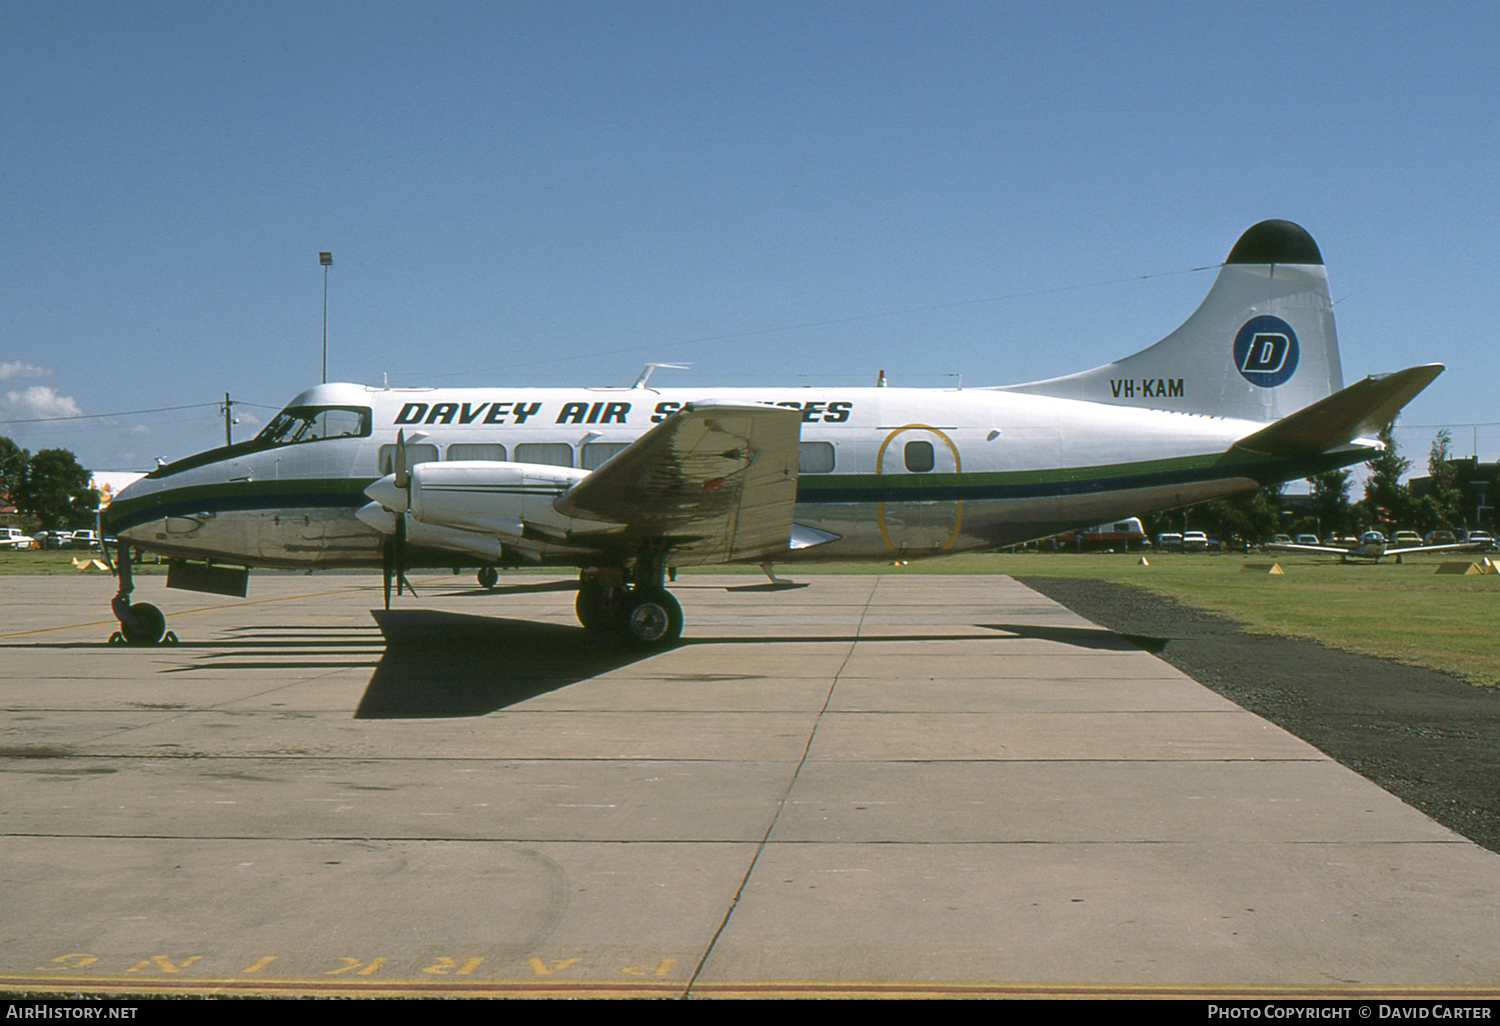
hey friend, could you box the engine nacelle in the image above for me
[407,460,588,538]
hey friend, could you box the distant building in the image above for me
[1409,457,1499,530]
[89,471,147,510]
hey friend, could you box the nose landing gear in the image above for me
[107,544,177,645]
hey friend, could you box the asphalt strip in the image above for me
[1018,576,1500,856]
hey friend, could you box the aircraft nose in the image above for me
[365,474,408,513]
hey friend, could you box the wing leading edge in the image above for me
[554,401,804,566]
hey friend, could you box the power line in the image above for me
[1396,422,1500,429]
[403,262,1222,382]
[0,399,282,426]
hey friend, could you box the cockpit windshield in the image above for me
[256,406,372,446]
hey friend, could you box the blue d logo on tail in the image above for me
[1234,315,1300,388]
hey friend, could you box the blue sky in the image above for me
[2,1,1497,474]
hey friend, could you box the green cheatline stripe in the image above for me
[103,447,1359,532]
[811,450,1233,490]
[799,448,1358,502]
[103,477,380,532]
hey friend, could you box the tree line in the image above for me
[0,436,99,531]
[1141,427,1472,547]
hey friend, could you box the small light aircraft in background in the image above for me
[1269,529,1476,562]
[102,220,1446,647]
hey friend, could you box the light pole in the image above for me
[319,251,333,383]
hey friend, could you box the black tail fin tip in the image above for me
[1225,220,1324,266]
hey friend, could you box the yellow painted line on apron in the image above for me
[0,575,455,640]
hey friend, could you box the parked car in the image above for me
[65,529,101,549]
[32,530,73,550]
[1156,532,1183,552]
[1272,534,1292,546]
[1182,531,1209,552]
[1425,530,1457,546]
[1466,532,1497,552]
[1295,533,1320,546]
[0,527,35,550]
[1392,531,1423,547]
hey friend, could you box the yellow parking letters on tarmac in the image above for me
[325,956,388,975]
[125,955,202,973]
[619,958,677,977]
[240,956,278,973]
[526,957,581,976]
[34,954,98,971]
[421,956,484,975]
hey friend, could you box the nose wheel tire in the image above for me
[477,566,499,589]
[111,602,170,646]
[619,587,683,647]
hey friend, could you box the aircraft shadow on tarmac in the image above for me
[356,609,1165,719]
[720,581,812,592]
[428,579,581,598]
[356,608,655,718]
[978,622,1167,653]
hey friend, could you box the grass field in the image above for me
[685,550,1500,687]
[5,547,1497,685]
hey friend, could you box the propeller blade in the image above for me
[395,511,407,597]
[382,538,394,610]
[393,429,410,491]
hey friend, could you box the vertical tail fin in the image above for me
[1001,220,1344,422]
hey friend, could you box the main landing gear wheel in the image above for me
[619,587,683,648]
[477,566,499,590]
[576,582,615,632]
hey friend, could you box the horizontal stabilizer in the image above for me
[1231,364,1444,457]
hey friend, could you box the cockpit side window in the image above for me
[145,404,373,478]
[257,406,372,447]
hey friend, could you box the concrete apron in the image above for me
[2,572,1498,998]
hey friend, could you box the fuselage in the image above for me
[104,381,1368,570]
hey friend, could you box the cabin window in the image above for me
[446,443,507,462]
[377,444,439,474]
[515,442,574,468]
[581,442,631,470]
[904,440,935,473]
[799,441,835,474]
[257,406,372,447]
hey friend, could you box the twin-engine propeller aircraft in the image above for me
[101,220,1444,647]
[1270,530,1475,562]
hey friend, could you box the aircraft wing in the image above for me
[553,401,803,565]
[1267,542,1353,555]
[1385,543,1480,556]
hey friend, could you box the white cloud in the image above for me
[0,361,50,381]
[128,424,151,436]
[6,386,84,419]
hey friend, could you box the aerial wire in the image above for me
[404,262,1223,381]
